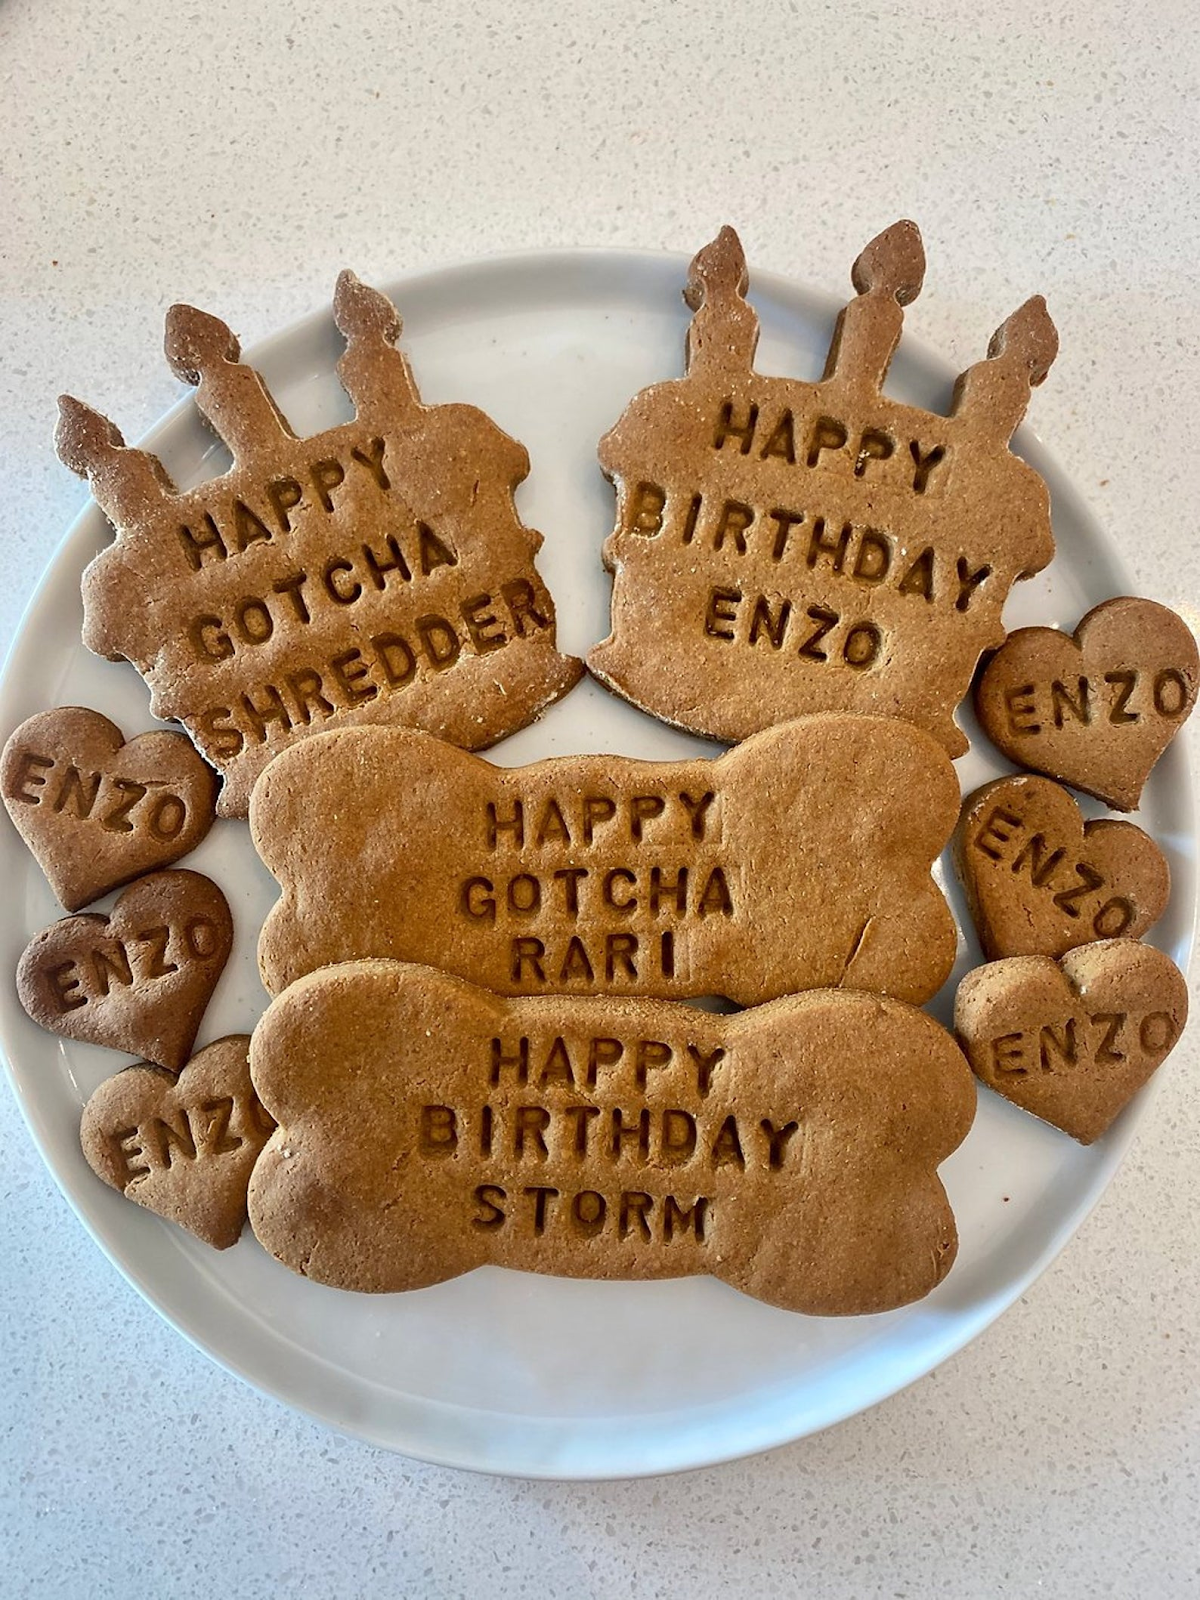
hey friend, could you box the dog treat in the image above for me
[1,707,218,910]
[975,597,1199,810]
[57,273,582,817]
[81,1035,273,1248]
[955,940,1188,1143]
[955,774,1170,959]
[247,960,975,1313]
[588,223,1057,757]
[17,870,232,1071]
[252,714,960,1005]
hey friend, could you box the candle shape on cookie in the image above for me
[822,220,925,399]
[951,295,1058,446]
[164,304,294,460]
[55,399,177,537]
[333,269,422,419]
[684,226,760,378]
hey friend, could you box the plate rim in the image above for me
[1,242,1194,1479]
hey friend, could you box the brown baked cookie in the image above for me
[588,223,1057,757]
[80,1035,272,1249]
[57,272,582,817]
[17,870,232,1071]
[975,597,1199,810]
[955,940,1188,1143]
[955,774,1169,959]
[251,715,960,1006]
[1,707,218,910]
[247,960,976,1314]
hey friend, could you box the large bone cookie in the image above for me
[588,223,1056,756]
[955,774,1169,959]
[975,597,1199,810]
[2,707,218,910]
[252,715,960,1005]
[955,941,1188,1143]
[81,1035,274,1248]
[247,961,976,1313]
[57,273,582,817]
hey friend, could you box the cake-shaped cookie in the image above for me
[589,224,1057,756]
[57,273,582,815]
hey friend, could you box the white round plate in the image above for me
[1,250,1193,1479]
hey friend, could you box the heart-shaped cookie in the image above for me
[955,940,1188,1142]
[955,773,1169,959]
[80,1035,273,1249]
[975,597,1199,810]
[1,706,219,910]
[17,870,233,1071]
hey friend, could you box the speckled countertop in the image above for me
[2,1,1198,1594]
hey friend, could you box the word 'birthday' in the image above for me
[417,1102,797,1172]
[623,482,993,611]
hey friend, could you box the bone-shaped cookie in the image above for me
[975,597,1199,810]
[247,960,976,1314]
[57,274,582,816]
[955,774,1170,959]
[589,223,1057,757]
[252,714,960,1005]
[955,940,1188,1143]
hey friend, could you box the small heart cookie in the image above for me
[80,1035,273,1249]
[955,940,1188,1142]
[976,597,1199,810]
[955,773,1169,959]
[1,707,219,910]
[17,870,233,1071]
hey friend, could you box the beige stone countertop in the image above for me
[1,1,1197,1593]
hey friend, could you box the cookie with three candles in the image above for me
[57,271,582,818]
[588,221,1058,757]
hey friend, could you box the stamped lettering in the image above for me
[1,708,218,910]
[588,223,1057,757]
[975,597,1199,810]
[246,961,975,1313]
[955,773,1170,960]
[17,870,233,1071]
[56,273,582,817]
[955,940,1188,1143]
[251,716,960,1006]
[80,1036,274,1249]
